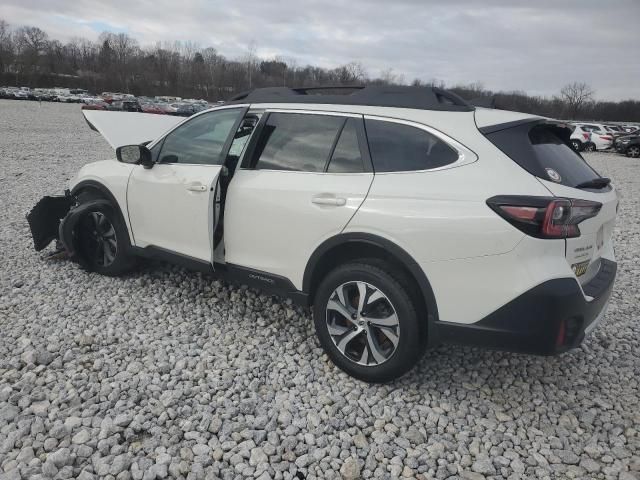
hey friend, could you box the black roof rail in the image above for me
[226,85,474,112]
[470,96,496,109]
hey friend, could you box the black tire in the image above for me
[627,145,640,158]
[584,142,596,152]
[75,192,136,276]
[570,139,582,152]
[313,260,424,383]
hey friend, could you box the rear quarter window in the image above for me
[483,122,601,188]
[364,119,459,172]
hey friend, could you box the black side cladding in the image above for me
[26,195,75,251]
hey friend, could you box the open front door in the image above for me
[126,107,247,265]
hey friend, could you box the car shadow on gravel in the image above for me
[73,257,615,398]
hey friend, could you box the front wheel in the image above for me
[627,145,640,158]
[584,143,596,152]
[76,196,136,276]
[313,261,424,383]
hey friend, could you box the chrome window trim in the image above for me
[235,108,477,174]
[362,114,478,174]
[236,109,365,174]
[261,108,363,118]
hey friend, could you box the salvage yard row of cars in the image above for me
[569,121,640,157]
[0,86,217,117]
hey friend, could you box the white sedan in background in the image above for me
[575,123,613,151]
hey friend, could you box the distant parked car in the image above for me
[173,103,201,116]
[33,90,55,101]
[56,95,83,103]
[107,100,143,112]
[575,123,613,151]
[81,101,109,111]
[141,103,168,115]
[614,135,640,158]
[569,126,591,151]
[13,89,29,100]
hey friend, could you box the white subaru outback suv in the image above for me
[28,86,618,383]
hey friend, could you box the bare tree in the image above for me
[15,26,48,54]
[560,82,595,119]
[2,19,639,121]
[245,40,257,89]
[0,19,13,73]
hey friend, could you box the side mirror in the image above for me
[116,144,154,169]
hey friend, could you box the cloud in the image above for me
[1,0,638,100]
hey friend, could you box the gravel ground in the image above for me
[0,99,638,480]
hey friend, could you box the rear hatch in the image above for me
[481,118,618,288]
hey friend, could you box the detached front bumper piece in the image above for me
[26,193,74,251]
[434,258,617,355]
[27,192,115,269]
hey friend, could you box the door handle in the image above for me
[186,183,207,192]
[312,196,346,206]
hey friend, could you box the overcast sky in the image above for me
[1,0,639,100]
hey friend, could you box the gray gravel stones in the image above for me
[1,100,639,479]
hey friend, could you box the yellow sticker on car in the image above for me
[572,260,590,277]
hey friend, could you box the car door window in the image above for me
[158,109,242,165]
[365,119,459,172]
[252,113,344,172]
[326,118,364,173]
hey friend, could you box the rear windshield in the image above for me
[484,122,601,188]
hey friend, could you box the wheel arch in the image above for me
[71,180,134,244]
[303,233,440,342]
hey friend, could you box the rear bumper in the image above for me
[435,258,617,355]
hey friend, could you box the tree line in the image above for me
[1,19,638,122]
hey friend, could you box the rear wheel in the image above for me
[313,261,424,383]
[570,139,582,151]
[627,145,640,158]
[76,194,136,276]
[584,142,596,152]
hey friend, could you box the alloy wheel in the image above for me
[628,146,640,158]
[86,212,118,266]
[325,281,400,366]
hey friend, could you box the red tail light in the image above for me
[600,135,612,141]
[582,133,590,140]
[487,196,602,239]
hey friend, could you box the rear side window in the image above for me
[365,119,459,172]
[253,113,343,172]
[484,123,601,188]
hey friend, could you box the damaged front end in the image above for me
[26,192,75,253]
[26,192,112,268]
